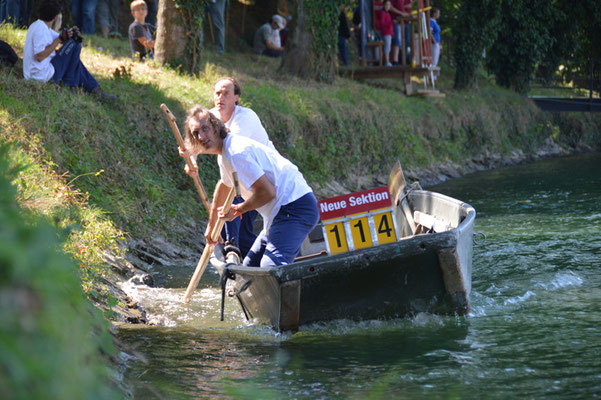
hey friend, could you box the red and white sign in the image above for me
[318,186,392,221]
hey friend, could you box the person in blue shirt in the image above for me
[430,7,441,79]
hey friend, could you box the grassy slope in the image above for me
[2,23,601,256]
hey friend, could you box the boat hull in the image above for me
[212,190,475,331]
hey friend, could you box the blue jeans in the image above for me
[393,23,411,62]
[51,39,99,92]
[393,23,402,47]
[243,192,319,268]
[206,0,226,53]
[0,0,19,25]
[19,0,31,26]
[71,0,98,34]
[224,196,258,259]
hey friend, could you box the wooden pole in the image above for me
[160,104,211,213]
[183,173,240,304]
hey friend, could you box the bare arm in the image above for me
[219,174,275,220]
[34,37,62,62]
[389,5,403,15]
[265,39,283,52]
[35,28,72,62]
[136,36,155,50]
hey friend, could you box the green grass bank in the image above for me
[1,23,601,396]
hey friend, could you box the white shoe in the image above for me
[386,62,392,66]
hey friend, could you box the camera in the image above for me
[62,27,82,43]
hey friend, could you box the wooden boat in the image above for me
[210,164,476,332]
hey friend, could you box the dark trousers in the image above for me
[224,196,258,259]
[338,35,349,65]
[51,39,98,92]
[244,192,319,268]
[262,49,283,58]
[206,0,226,53]
[71,0,98,34]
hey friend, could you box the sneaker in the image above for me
[386,62,392,66]
[91,86,117,102]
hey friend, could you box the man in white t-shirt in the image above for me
[22,0,115,100]
[208,77,275,259]
[253,14,286,57]
[182,106,318,268]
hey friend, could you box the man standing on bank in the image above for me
[209,77,276,258]
[182,107,319,268]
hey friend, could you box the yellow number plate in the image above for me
[324,221,349,255]
[373,211,397,244]
[349,216,373,249]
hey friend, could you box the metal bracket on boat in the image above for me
[396,182,422,205]
[473,232,487,245]
[220,265,254,322]
[220,266,237,322]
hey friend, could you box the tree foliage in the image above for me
[486,0,553,94]
[452,0,501,89]
[537,0,601,88]
[449,0,601,93]
[0,144,119,399]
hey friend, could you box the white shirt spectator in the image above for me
[210,104,275,150]
[23,19,59,82]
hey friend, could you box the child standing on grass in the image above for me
[379,0,394,66]
[128,0,154,61]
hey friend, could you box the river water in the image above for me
[118,153,601,399]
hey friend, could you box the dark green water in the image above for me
[118,153,601,399]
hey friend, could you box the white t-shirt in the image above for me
[219,135,312,232]
[210,105,275,150]
[23,19,59,82]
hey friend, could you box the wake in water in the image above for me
[120,277,250,328]
[120,274,465,340]
[470,270,585,317]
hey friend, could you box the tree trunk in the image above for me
[280,0,336,82]
[280,0,313,79]
[155,0,188,66]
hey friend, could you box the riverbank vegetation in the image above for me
[1,12,601,396]
[0,144,120,399]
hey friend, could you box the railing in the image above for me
[530,58,601,99]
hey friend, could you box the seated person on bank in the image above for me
[22,0,115,100]
[128,0,154,61]
[253,14,286,57]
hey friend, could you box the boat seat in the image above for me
[413,211,452,234]
[298,223,326,257]
[308,223,324,242]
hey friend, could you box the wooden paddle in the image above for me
[183,173,240,304]
[160,104,211,213]
[388,161,417,235]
